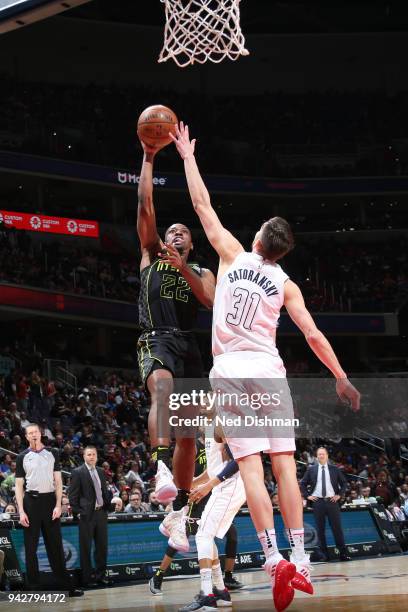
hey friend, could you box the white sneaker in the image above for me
[289,552,313,595]
[155,460,177,504]
[159,506,189,552]
[159,507,183,537]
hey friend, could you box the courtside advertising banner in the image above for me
[0,209,99,238]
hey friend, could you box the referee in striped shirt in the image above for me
[15,423,83,596]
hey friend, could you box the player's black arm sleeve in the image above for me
[217,460,239,482]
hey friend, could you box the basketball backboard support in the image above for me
[0,0,92,34]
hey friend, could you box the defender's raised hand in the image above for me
[170,121,196,160]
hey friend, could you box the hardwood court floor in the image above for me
[9,555,408,611]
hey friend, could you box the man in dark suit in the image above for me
[300,447,350,561]
[68,446,113,587]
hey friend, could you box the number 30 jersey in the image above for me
[139,259,201,330]
[212,251,289,357]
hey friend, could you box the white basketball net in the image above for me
[159,0,249,68]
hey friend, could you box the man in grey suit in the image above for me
[68,446,113,587]
[300,447,350,561]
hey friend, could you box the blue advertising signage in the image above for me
[10,509,381,572]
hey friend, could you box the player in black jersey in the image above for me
[149,433,243,598]
[137,136,215,549]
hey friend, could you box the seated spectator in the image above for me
[264,470,275,495]
[1,461,16,498]
[361,486,377,504]
[124,491,148,513]
[111,497,123,513]
[0,454,12,476]
[399,483,408,504]
[120,489,130,507]
[372,469,399,506]
[145,491,165,513]
[389,502,407,522]
[60,495,72,518]
[271,493,279,509]
[19,411,30,429]
[124,460,145,490]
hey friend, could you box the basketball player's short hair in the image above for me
[165,223,191,238]
[259,217,294,261]
[25,423,40,433]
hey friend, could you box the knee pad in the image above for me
[195,532,214,561]
[225,523,238,558]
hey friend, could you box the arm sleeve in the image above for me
[15,453,25,479]
[217,460,239,482]
[51,448,61,471]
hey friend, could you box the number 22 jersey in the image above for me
[212,251,289,358]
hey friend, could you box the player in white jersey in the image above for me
[179,423,246,611]
[171,123,360,612]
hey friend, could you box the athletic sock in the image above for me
[286,528,305,559]
[152,445,170,468]
[211,562,225,590]
[200,568,213,596]
[173,489,189,511]
[257,528,279,558]
[224,571,233,580]
[155,567,165,576]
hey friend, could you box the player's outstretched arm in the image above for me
[170,122,243,266]
[284,279,361,411]
[137,141,164,268]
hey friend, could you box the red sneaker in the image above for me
[290,553,314,595]
[263,557,296,612]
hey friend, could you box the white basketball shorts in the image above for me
[209,351,296,460]
[197,475,246,540]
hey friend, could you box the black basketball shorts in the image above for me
[137,328,203,387]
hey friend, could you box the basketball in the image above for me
[137,104,178,148]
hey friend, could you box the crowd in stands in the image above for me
[0,224,140,302]
[1,74,408,177]
[1,361,408,529]
[1,216,407,312]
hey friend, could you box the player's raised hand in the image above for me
[336,378,361,412]
[139,137,165,157]
[158,243,183,268]
[170,121,196,160]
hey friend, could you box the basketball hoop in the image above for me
[159,0,249,68]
